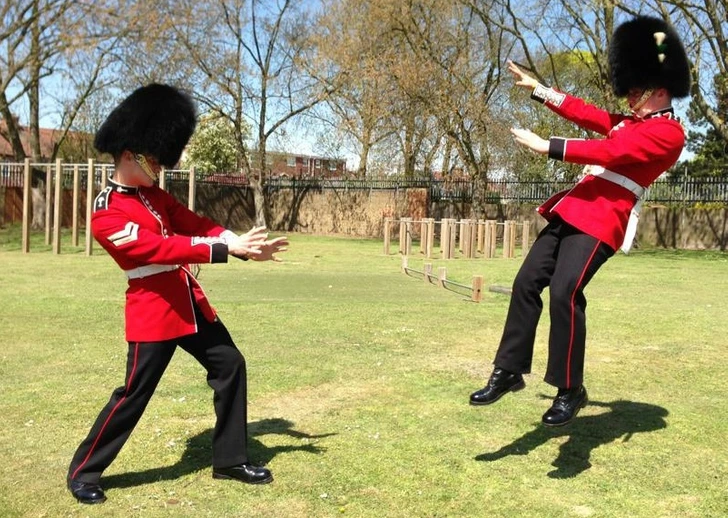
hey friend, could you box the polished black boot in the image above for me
[213,463,273,485]
[470,367,525,405]
[68,479,106,504]
[542,385,588,427]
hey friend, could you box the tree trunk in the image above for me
[29,0,46,231]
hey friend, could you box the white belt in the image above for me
[583,166,645,254]
[588,166,645,198]
[125,264,180,279]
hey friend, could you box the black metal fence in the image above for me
[259,176,728,205]
[3,161,728,205]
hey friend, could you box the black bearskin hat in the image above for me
[609,16,691,98]
[94,84,197,168]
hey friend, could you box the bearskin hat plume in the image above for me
[94,84,197,168]
[609,15,691,98]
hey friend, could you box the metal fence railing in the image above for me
[3,160,728,205]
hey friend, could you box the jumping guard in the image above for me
[67,84,287,504]
[469,16,691,426]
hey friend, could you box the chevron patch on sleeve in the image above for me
[107,222,140,247]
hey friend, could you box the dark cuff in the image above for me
[548,138,566,161]
[531,84,549,104]
[211,243,229,263]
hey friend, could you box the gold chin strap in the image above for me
[134,154,158,181]
[630,88,655,116]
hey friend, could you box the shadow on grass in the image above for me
[102,418,335,489]
[474,399,668,479]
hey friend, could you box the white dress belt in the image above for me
[125,264,180,279]
[581,165,645,254]
[588,166,645,198]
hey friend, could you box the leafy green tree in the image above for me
[504,50,604,182]
[680,73,728,178]
[183,114,241,173]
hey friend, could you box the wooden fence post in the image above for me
[503,221,513,258]
[188,166,196,211]
[459,219,467,252]
[44,163,52,245]
[399,219,406,254]
[449,219,457,259]
[420,219,428,255]
[477,220,485,253]
[383,217,391,255]
[72,164,80,247]
[85,159,95,256]
[522,220,530,255]
[404,217,412,256]
[472,275,484,302]
[469,220,477,258]
[426,218,435,259]
[437,266,447,287]
[509,220,517,257]
[21,158,31,254]
[423,262,432,284]
[52,158,63,254]
[440,218,450,259]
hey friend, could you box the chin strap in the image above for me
[630,88,654,117]
[134,154,159,182]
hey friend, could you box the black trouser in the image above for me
[494,217,614,389]
[68,314,248,484]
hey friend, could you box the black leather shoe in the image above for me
[542,385,588,427]
[68,479,106,504]
[470,367,525,405]
[213,463,273,485]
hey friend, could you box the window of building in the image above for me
[286,155,296,167]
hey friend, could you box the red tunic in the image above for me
[92,180,232,342]
[533,87,685,250]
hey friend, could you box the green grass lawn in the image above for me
[0,225,726,517]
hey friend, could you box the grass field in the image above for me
[0,225,726,517]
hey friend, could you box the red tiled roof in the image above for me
[0,121,76,160]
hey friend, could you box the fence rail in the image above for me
[3,161,728,204]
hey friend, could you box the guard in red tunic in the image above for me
[67,84,288,504]
[469,16,691,426]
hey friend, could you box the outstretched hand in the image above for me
[227,226,269,258]
[510,128,549,154]
[507,60,539,90]
[227,226,289,262]
[250,236,289,262]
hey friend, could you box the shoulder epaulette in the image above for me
[93,187,113,213]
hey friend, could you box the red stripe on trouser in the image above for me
[71,343,140,480]
[566,243,601,389]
